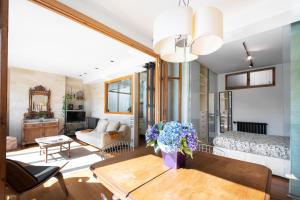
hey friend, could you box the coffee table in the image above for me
[35,135,73,163]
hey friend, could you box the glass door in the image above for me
[208,93,216,144]
[138,62,155,144]
[161,62,182,122]
[219,91,232,133]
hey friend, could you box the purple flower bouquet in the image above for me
[146,121,198,169]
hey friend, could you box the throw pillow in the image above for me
[95,119,109,133]
[106,121,120,132]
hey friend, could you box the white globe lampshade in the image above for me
[192,6,223,55]
[153,6,193,54]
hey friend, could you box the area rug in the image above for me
[6,141,104,175]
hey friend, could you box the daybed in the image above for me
[213,131,290,177]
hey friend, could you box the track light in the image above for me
[243,42,254,68]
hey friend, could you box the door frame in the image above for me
[0,0,9,199]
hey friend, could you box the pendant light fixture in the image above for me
[153,4,197,63]
[153,0,224,63]
[192,6,223,55]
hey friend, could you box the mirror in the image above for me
[24,85,53,119]
[219,91,232,133]
[105,76,132,114]
[32,95,48,112]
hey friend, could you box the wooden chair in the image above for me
[197,142,225,156]
[6,159,69,200]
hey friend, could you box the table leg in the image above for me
[68,142,71,158]
[45,147,48,163]
[60,145,62,152]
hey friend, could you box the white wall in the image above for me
[9,68,66,143]
[217,64,290,136]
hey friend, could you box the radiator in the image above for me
[233,121,268,134]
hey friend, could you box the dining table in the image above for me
[90,147,271,200]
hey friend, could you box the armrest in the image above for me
[100,132,122,147]
[80,129,94,133]
[106,131,118,135]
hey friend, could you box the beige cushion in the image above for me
[118,124,129,132]
[106,121,120,132]
[95,119,109,133]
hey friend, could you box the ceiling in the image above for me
[198,26,291,74]
[9,0,300,79]
[8,0,155,83]
[58,0,300,47]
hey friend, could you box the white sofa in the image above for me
[75,119,131,149]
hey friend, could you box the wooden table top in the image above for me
[92,154,168,199]
[90,148,271,200]
[35,135,73,147]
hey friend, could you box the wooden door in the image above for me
[0,0,8,199]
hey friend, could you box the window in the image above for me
[249,68,274,86]
[226,67,275,90]
[226,72,247,89]
[105,76,132,114]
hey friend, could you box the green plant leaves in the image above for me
[180,137,193,159]
[157,121,164,131]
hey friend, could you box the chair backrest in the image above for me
[99,141,134,159]
[6,159,38,193]
[197,143,225,157]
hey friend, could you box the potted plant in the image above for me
[146,121,198,169]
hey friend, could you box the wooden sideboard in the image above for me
[22,119,59,145]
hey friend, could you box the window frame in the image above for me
[104,75,133,115]
[225,67,275,90]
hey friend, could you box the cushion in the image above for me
[95,119,109,133]
[106,121,120,132]
[25,165,59,182]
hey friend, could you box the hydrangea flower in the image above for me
[182,123,198,151]
[157,121,182,153]
[145,121,198,158]
[145,125,159,143]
